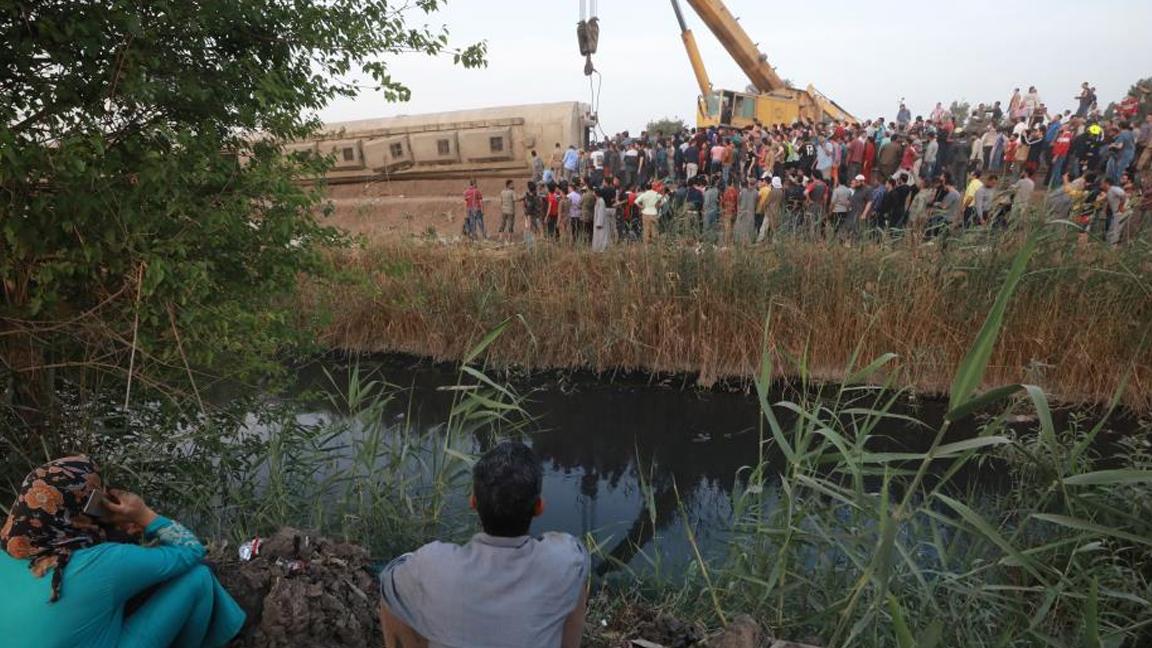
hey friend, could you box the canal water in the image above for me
[294,353,1122,573]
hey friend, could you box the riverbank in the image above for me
[216,527,810,648]
[305,232,1152,412]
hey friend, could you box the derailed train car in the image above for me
[289,101,595,184]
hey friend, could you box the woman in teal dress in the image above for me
[0,456,245,647]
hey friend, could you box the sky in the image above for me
[319,0,1152,134]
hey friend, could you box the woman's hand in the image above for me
[104,489,158,531]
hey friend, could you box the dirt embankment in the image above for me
[323,176,531,241]
[214,528,819,648]
[214,528,380,647]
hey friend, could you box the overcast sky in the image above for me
[319,0,1152,134]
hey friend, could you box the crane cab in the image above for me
[696,89,806,130]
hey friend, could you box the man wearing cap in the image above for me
[844,174,869,241]
[756,176,784,242]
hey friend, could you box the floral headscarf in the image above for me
[1,456,108,602]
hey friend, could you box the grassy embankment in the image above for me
[306,227,1152,411]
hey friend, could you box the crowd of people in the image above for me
[464,81,1150,247]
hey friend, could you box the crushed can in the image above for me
[238,537,262,561]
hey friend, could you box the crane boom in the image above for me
[669,0,713,99]
[684,0,785,93]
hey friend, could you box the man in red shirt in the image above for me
[544,184,562,240]
[899,139,920,175]
[862,136,877,181]
[720,181,739,245]
[846,132,866,184]
[463,179,485,240]
[1048,127,1074,189]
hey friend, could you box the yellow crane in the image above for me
[670,0,855,128]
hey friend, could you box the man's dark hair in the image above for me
[473,442,543,537]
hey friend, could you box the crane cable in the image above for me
[577,0,600,74]
[578,0,606,139]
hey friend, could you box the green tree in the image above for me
[645,117,688,138]
[0,1,485,433]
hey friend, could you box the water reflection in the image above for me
[302,355,1127,571]
[301,357,780,570]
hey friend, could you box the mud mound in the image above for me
[213,528,380,648]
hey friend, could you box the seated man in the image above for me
[378,442,588,648]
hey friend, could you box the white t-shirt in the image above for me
[635,189,663,216]
[590,150,605,170]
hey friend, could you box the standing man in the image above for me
[530,151,545,183]
[829,176,854,239]
[550,143,565,182]
[980,125,998,170]
[962,170,984,227]
[567,181,583,243]
[580,181,597,245]
[755,174,771,235]
[928,176,962,237]
[1099,176,1129,246]
[877,135,903,180]
[721,177,739,244]
[562,145,580,182]
[544,182,561,240]
[523,181,543,239]
[846,131,866,182]
[635,182,664,244]
[1048,127,1073,190]
[845,174,870,241]
[1105,123,1136,184]
[464,179,485,240]
[683,139,700,181]
[923,133,939,181]
[1008,168,1035,223]
[499,180,517,241]
[859,173,888,235]
[897,103,912,129]
[1075,83,1094,118]
[702,177,721,240]
[379,442,589,648]
[973,174,998,226]
[734,178,758,244]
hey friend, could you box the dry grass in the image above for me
[303,232,1152,411]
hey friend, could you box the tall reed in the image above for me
[307,225,1152,412]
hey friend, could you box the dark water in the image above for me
[298,354,1140,572]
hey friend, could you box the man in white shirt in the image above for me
[635,182,665,244]
[1012,117,1029,140]
[590,148,605,171]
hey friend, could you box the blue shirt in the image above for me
[1044,121,1062,144]
[0,517,244,648]
[1116,130,1136,158]
[562,148,579,171]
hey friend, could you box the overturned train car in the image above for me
[289,102,596,185]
